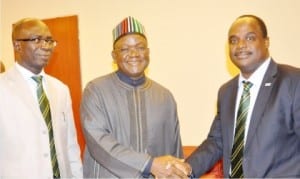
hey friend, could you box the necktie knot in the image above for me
[32,75,43,84]
[242,81,253,92]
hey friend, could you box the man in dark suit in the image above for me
[186,14,300,178]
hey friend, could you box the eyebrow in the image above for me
[27,34,53,39]
[245,32,257,36]
[229,32,257,38]
[115,42,147,48]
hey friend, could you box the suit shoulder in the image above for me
[45,74,69,89]
[276,64,300,83]
[219,76,238,92]
[278,63,300,75]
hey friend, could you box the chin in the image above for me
[130,73,144,78]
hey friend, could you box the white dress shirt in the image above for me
[234,57,271,143]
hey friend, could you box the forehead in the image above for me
[228,18,262,37]
[114,34,147,47]
[14,20,52,38]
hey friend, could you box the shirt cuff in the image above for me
[188,171,195,178]
[142,157,154,178]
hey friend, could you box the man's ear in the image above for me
[13,41,22,51]
[111,51,117,63]
[264,37,270,49]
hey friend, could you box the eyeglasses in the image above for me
[114,46,149,54]
[15,37,57,47]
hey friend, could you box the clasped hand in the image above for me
[151,155,192,178]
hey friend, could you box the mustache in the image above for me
[234,50,252,56]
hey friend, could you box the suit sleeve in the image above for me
[293,80,300,137]
[65,87,83,178]
[186,90,223,177]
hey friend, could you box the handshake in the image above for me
[150,155,193,178]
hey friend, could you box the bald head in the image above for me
[229,15,268,39]
[12,18,50,40]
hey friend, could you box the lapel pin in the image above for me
[264,82,272,86]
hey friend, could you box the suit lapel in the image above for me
[245,60,278,150]
[6,66,42,118]
[223,77,239,151]
[44,75,58,122]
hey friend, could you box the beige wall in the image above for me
[0,0,2,60]
[1,0,300,145]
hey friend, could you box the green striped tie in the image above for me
[230,81,253,178]
[32,76,60,178]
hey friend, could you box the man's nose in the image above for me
[128,47,139,56]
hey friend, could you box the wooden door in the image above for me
[43,15,84,155]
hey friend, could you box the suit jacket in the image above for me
[0,65,83,178]
[186,59,300,178]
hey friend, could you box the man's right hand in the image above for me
[150,155,192,178]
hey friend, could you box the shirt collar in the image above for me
[16,62,46,81]
[116,70,145,87]
[239,57,271,87]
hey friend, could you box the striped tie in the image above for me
[230,81,253,178]
[32,76,60,178]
